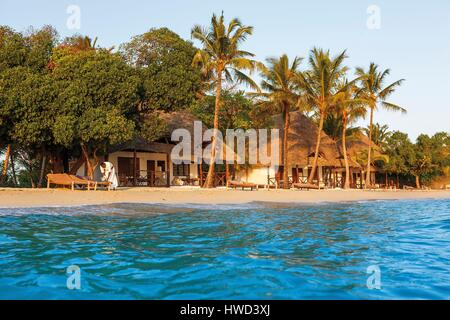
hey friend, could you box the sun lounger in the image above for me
[227,181,258,191]
[70,175,111,191]
[292,183,321,190]
[47,174,111,191]
[403,185,415,190]
[47,173,93,190]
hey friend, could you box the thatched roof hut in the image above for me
[271,111,343,167]
[109,111,201,155]
[157,111,204,140]
[110,111,234,160]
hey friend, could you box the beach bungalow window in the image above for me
[118,157,140,177]
[157,160,166,172]
[173,164,190,176]
[149,160,166,172]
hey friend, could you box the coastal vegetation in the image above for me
[0,14,448,189]
[190,13,260,188]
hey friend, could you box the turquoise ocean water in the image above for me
[0,199,449,299]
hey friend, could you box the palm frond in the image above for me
[381,101,407,114]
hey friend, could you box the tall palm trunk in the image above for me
[308,110,324,184]
[204,67,223,188]
[1,144,11,183]
[342,117,350,189]
[282,104,290,188]
[365,106,374,188]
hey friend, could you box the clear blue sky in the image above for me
[1,0,449,140]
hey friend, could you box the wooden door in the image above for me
[118,157,140,185]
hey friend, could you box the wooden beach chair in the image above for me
[291,182,321,190]
[227,180,258,191]
[47,174,111,191]
[47,173,93,191]
[69,175,111,191]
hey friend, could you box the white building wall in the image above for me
[239,165,326,186]
[77,151,200,186]
[235,167,272,185]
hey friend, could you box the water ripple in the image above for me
[0,199,449,299]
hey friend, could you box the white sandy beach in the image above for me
[0,187,449,208]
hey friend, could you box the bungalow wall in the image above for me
[76,150,199,186]
[235,166,275,185]
[235,165,378,189]
[236,165,328,186]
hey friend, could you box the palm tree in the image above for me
[252,55,303,187]
[191,13,259,188]
[322,112,361,141]
[63,35,98,51]
[356,63,406,187]
[296,48,349,183]
[334,81,367,189]
[61,35,114,53]
[363,123,391,150]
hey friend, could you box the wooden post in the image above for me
[166,152,170,187]
[225,160,229,187]
[133,149,137,186]
[360,170,363,189]
[199,162,203,187]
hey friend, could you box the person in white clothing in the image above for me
[100,161,118,190]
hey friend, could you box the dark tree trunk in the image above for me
[365,106,374,188]
[342,118,350,189]
[308,111,324,184]
[81,145,99,179]
[27,157,35,188]
[63,149,70,173]
[10,151,18,186]
[415,175,420,189]
[37,148,47,188]
[282,103,290,188]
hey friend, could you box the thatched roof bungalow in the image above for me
[236,111,378,188]
[76,111,207,187]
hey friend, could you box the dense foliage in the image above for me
[0,18,447,189]
[120,28,202,112]
[383,131,449,188]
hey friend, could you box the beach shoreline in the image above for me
[0,187,449,209]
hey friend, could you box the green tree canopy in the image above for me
[190,90,257,131]
[50,49,141,177]
[412,132,450,186]
[383,131,415,177]
[120,28,202,112]
[0,67,56,149]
